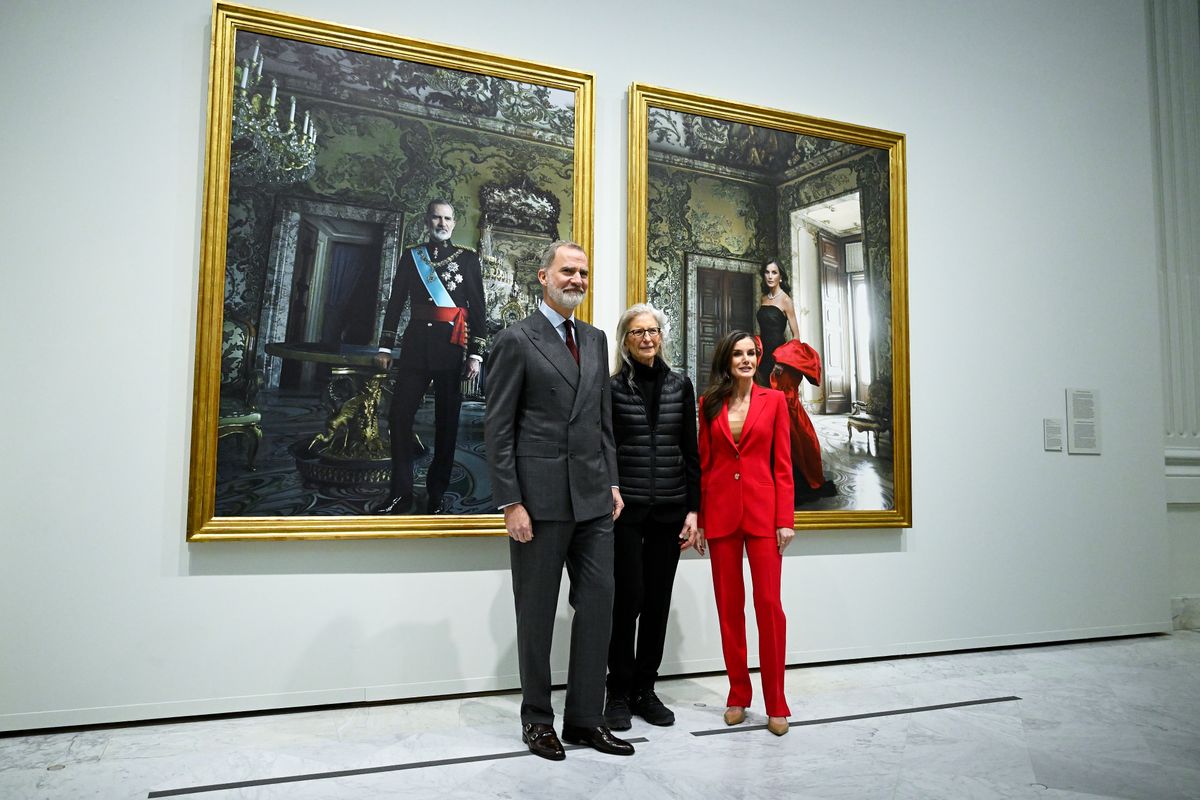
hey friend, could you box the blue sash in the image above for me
[412,246,455,308]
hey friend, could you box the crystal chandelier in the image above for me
[231,41,317,187]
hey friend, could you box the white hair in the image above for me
[614,303,669,374]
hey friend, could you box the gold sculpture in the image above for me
[307,374,389,460]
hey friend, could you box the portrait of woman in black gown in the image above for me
[755,260,800,385]
[755,259,836,504]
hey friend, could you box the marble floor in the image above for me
[805,412,894,513]
[2,633,1198,799]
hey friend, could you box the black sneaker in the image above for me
[604,694,632,731]
[630,690,675,726]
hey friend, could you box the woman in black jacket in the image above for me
[604,303,701,730]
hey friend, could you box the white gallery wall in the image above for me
[0,0,1178,731]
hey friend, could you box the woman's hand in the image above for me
[678,512,699,551]
[612,488,625,521]
[694,527,707,557]
[776,527,795,554]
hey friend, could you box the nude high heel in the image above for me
[723,706,746,725]
[766,716,789,736]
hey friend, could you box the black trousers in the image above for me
[606,504,686,698]
[389,367,462,500]
[510,514,615,727]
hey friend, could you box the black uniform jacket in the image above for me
[379,240,486,371]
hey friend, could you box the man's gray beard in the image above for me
[430,229,452,242]
[547,284,585,310]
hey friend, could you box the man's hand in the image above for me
[372,352,392,371]
[464,356,482,379]
[678,511,699,551]
[777,527,795,554]
[505,503,533,543]
[612,487,624,521]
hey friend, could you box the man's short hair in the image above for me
[539,240,586,271]
[426,199,455,218]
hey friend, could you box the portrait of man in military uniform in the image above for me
[203,26,583,533]
[374,200,487,515]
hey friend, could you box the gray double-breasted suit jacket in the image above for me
[484,308,618,727]
[485,311,618,521]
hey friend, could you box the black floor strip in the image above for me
[147,737,650,797]
[690,695,1022,737]
[148,696,1021,796]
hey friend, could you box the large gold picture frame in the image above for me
[628,83,910,530]
[188,3,594,540]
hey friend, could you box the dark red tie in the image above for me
[563,319,579,364]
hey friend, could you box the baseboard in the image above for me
[0,686,365,734]
[362,672,521,703]
[790,622,1173,662]
[659,621,1173,674]
[0,622,1173,733]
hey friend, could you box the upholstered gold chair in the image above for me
[846,379,891,456]
[218,313,263,469]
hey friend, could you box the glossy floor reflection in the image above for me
[2,633,1197,799]
[804,412,894,513]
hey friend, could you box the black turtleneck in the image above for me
[631,356,667,429]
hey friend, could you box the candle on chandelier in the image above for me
[303,111,310,139]
[289,96,296,124]
[269,80,277,107]
[251,41,260,64]
[240,62,249,89]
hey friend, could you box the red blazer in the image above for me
[698,387,794,538]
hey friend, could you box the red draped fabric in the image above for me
[768,341,825,491]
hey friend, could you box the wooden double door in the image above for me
[695,267,756,391]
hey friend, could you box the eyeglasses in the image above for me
[626,327,662,339]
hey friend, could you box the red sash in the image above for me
[412,305,468,348]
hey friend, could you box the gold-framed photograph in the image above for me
[188,2,594,540]
[628,83,910,530]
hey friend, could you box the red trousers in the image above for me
[708,531,790,717]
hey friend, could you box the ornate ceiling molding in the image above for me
[239,34,575,147]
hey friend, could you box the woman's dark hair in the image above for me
[701,331,759,424]
[759,259,791,296]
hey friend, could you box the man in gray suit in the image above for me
[484,241,634,761]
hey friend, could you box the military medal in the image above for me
[424,247,466,293]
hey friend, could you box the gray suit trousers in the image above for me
[509,513,615,727]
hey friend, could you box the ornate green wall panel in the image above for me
[646,163,776,367]
[224,104,573,322]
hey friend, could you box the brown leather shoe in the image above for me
[766,716,790,736]
[522,722,565,761]
[561,724,635,756]
[723,706,746,725]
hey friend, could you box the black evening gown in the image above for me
[756,305,788,385]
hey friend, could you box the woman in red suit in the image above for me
[696,331,795,736]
